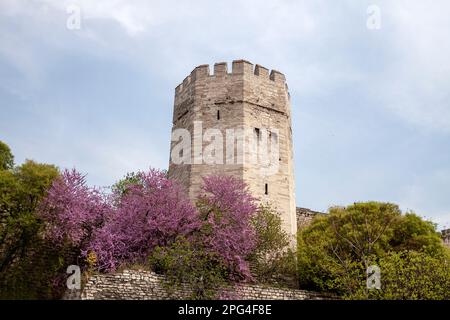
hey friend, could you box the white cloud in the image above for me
[371,0,450,133]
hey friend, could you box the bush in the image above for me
[297,202,450,299]
[149,237,229,299]
[249,204,297,286]
[371,250,450,300]
[340,250,450,300]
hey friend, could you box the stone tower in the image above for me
[168,60,297,241]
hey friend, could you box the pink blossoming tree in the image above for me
[38,169,109,250]
[196,175,258,280]
[39,169,259,280]
[88,169,199,271]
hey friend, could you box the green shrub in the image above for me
[249,204,297,286]
[297,201,450,299]
[149,237,229,299]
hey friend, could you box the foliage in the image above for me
[251,204,290,254]
[111,170,168,198]
[85,251,98,273]
[149,175,261,299]
[297,201,450,299]
[149,237,229,299]
[38,169,109,251]
[196,175,258,280]
[368,250,450,300]
[0,143,62,299]
[3,144,447,301]
[110,171,145,198]
[87,169,199,272]
[390,213,446,256]
[0,140,14,170]
[0,170,20,222]
[0,159,59,274]
[39,171,259,280]
[249,204,297,286]
[330,250,450,300]
[0,237,71,299]
[0,141,282,298]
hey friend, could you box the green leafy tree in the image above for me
[0,143,61,298]
[249,204,297,286]
[0,170,19,219]
[297,201,450,299]
[0,160,59,272]
[390,213,446,255]
[111,171,145,198]
[149,237,229,299]
[0,141,14,170]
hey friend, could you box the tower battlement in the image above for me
[173,60,291,124]
[175,60,288,93]
[169,59,297,242]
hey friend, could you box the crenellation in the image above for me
[232,59,254,74]
[269,69,285,82]
[213,62,228,76]
[191,64,210,80]
[254,64,269,78]
[174,62,289,98]
[175,83,183,94]
[182,74,191,87]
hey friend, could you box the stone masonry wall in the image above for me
[79,270,334,300]
[296,207,325,229]
[443,229,450,248]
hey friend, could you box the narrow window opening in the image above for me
[217,110,220,120]
[265,183,268,195]
[255,128,260,139]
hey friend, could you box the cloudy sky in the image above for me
[1,0,449,229]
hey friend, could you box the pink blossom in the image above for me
[87,169,199,271]
[38,169,109,249]
[197,175,258,280]
[39,169,259,279]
